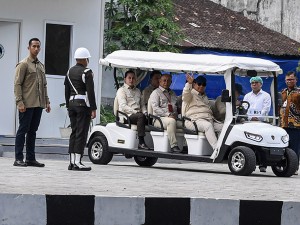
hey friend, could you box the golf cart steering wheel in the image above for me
[237,101,250,115]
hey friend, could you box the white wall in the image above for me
[0,0,104,138]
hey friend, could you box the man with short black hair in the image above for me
[116,70,149,149]
[141,70,161,108]
[280,71,300,175]
[14,38,51,167]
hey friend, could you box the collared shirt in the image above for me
[14,56,50,108]
[243,89,271,119]
[182,83,213,121]
[149,86,177,117]
[141,84,156,108]
[280,87,300,128]
[116,83,146,116]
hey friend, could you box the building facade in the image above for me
[0,0,105,138]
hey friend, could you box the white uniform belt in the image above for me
[70,95,86,100]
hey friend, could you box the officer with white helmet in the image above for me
[64,47,97,171]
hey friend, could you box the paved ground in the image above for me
[0,155,299,201]
[1,135,299,202]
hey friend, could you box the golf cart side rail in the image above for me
[108,146,213,163]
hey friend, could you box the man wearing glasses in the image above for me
[280,71,300,175]
[182,74,222,151]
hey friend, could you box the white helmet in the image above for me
[74,47,91,59]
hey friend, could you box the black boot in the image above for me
[72,153,91,171]
[68,153,75,170]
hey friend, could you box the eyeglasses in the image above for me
[251,82,260,84]
[196,83,206,87]
[285,79,295,82]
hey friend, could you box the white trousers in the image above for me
[186,119,223,149]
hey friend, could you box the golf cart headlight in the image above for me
[244,132,263,142]
[281,134,289,144]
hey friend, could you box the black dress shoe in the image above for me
[138,143,150,150]
[25,160,45,167]
[72,163,91,171]
[68,163,73,170]
[13,160,27,167]
[170,146,181,153]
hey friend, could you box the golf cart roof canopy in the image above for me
[99,50,283,76]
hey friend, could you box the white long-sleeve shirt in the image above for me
[243,89,271,120]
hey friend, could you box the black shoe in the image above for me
[68,163,73,170]
[259,166,266,173]
[13,160,27,167]
[170,146,181,153]
[124,154,133,159]
[181,146,188,154]
[72,163,91,171]
[138,143,150,150]
[25,160,45,167]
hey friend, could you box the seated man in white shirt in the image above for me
[243,76,271,121]
[116,70,149,149]
[243,76,271,173]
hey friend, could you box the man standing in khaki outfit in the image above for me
[14,38,51,167]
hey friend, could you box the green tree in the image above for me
[105,0,183,54]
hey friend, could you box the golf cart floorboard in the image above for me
[109,147,213,163]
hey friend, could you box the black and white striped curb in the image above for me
[0,194,299,225]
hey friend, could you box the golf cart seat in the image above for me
[181,100,213,156]
[113,96,138,131]
[147,99,185,152]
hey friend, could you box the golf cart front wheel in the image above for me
[228,146,256,176]
[271,148,298,177]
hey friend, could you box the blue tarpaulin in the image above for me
[139,49,300,99]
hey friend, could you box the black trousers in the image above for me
[129,112,146,137]
[15,107,43,161]
[68,105,91,154]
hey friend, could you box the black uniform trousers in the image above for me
[68,102,91,155]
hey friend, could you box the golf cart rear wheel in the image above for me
[228,146,256,176]
[134,156,158,167]
[88,135,113,164]
[271,148,298,177]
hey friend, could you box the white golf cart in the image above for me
[87,50,298,177]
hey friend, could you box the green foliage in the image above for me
[100,104,115,124]
[105,0,183,55]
